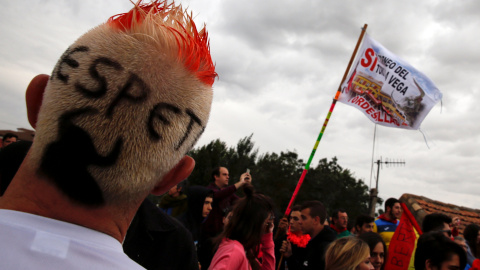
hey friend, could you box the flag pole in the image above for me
[283,23,368,217]
[276,24,368,270]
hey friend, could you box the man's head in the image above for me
[167,180,186,197]
[185,186,213,222]
[355,214,375,235]
[463,223,480,255]
[332,208,348,230]
[384,198,401,220]
[25,1,216,208]
[167,185,181,197]
[300,200,327,237]
[2,133,18,148]
[212,166,229,188]
[414,232,466,270]
[289,205,302,233]
[422,213,452,236]
[202,194,213,218]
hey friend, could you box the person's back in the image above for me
[124,199,199,270]
[0,1,217,269]
[304,225,337,269]
[1,210,142,269]
[0,140,32,196]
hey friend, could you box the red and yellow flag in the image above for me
[384,203,422,270]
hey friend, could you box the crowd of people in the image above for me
[2,133,480,270]
[1,1,480,270]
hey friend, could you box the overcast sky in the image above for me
[1,0,479,210]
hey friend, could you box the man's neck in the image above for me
[331,224,347,233]
[310,224,324,239]
[214,181,225,189]
[385,212,395,221]
[290,229,303,236]
[0,162,139,243]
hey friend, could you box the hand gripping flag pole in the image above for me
[276,24,368,270]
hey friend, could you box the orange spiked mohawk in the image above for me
[108,0,217,86]
[32,0,216,206]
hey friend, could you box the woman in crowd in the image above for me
[358,232,387,270]
[464,223,480,265]
[209,184,275,270]
[325,236,374,270]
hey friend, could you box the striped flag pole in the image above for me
[283,23,368,217]
[277,25,369,270]
[275,24,368,270]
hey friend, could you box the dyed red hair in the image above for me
[108,0,217,86]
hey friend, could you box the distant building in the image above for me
[401,193,480,235]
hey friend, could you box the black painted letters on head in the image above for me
[106,72,150,118]
[54,46,89,83]
[147,102,182,141]
[75,57,123,98]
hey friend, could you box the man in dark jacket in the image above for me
[279,205,311,270]
[202,167,251,237]
[123,199,199,270]
[282,200,336,270]
[0,141,32,196]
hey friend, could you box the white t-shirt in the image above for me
[0,209,144,269]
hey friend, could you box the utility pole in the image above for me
[369,157,405,217]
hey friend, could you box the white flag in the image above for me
[339,34,442,130]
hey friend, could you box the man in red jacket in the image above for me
[198,167,251,269]
[203,167,251,236]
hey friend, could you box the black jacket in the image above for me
[178,186,213,242]
[286,226,336,270]
[123,199,199,270]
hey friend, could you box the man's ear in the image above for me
[26,74,49,129]
[150,156,195,195]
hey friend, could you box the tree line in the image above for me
[151,134,381,225]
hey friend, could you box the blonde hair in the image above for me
[325,237,370,270]
[29,1,216,206]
